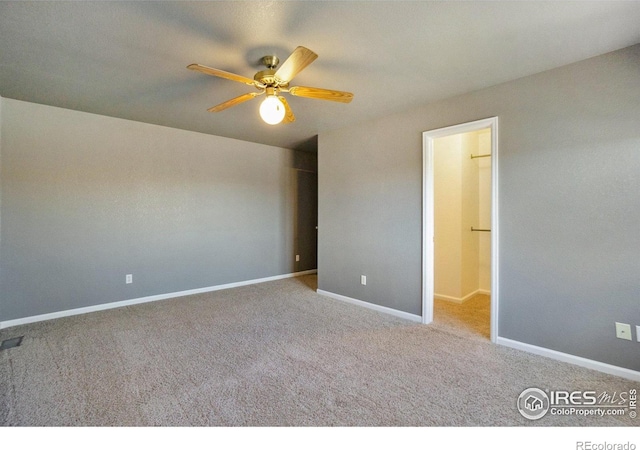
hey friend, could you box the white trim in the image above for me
[422,117,499,343]
[434,294,467,304]
[421,129,434,324]
[316,289,422,323]
[490,118,500,344]
[434,289,491,304]
[497,337,640,382]
[0,270,317,330]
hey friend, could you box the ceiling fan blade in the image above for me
[188,63,256,86]
[278,96,296,123]
[288,86,354,103]
[274,46,318,84]
[207,92,261,112]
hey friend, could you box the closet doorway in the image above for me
[421,117,499,342]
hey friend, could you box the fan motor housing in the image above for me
[254,69,288,88]
[254,69,276,85]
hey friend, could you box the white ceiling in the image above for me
[1,1,639,150]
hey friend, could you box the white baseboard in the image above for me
[435,289,491,304]
[0,269,318,330]
[497,337,640,382]
[316,289,422,323]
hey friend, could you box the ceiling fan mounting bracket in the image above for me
[261,55,280,69]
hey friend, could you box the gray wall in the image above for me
[318,45,640,371]
[0,98,315,322]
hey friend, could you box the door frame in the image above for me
[421,117,499,343]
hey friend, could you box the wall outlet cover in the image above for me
[615,322,632,341]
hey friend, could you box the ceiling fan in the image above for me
[188,46,353,125]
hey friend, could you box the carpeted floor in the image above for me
[0,275,636,426]
[434,293,491,342]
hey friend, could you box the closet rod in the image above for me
[471,227,491,232]
[470,153,491,159]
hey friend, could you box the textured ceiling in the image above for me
[1,1,639,150]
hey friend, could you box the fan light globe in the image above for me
[259,95,285,125]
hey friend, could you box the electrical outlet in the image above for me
[615,322,632,341]
[361,275,367,286]
[126,274,133,284]
[295,255,300,262]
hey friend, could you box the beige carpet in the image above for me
[434,294,491,341]
[0,275,636,426]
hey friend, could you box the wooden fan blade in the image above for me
[288,86,353,103]
[274,46,318,84]
[278,96,296,123]
[188,63,256,86]
[207,92,261,112]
